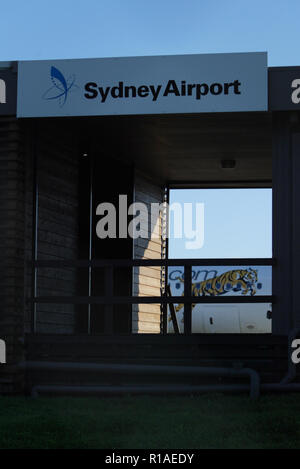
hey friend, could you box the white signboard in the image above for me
[17,52,267,118]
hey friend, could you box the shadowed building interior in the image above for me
[20,112,272,337]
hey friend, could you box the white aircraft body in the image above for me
[167,265,272,334]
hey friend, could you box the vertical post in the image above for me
[291,131,300,331]
[31,121,38,334]
[184,265,192,335]
[87,151,93,335]
[272,112,294,334]
[162,260,168,334]
[162,185,169,334]
[104,264,114,334]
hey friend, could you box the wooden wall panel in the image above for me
[0,117,25,393]
[132,171,164,333]
[24,121,79,335]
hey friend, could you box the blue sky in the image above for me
[169,189,272,259]
[0,0,299,66]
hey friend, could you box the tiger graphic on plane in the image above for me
[174,268,258,314]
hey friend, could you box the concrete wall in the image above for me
[132,171,165,333]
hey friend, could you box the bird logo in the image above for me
[42,66,79,107]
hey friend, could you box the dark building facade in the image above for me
[1,55,300,395]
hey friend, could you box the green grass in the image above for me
[0,393,300,449]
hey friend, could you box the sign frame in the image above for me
[17,52,268,118]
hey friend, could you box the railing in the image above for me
[30,258,274,335]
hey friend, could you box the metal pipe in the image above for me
[31,121,38,334]
[31,384,250,398]
[30,383,300,398]
[20,361,260,399]
[262,384,300,392]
